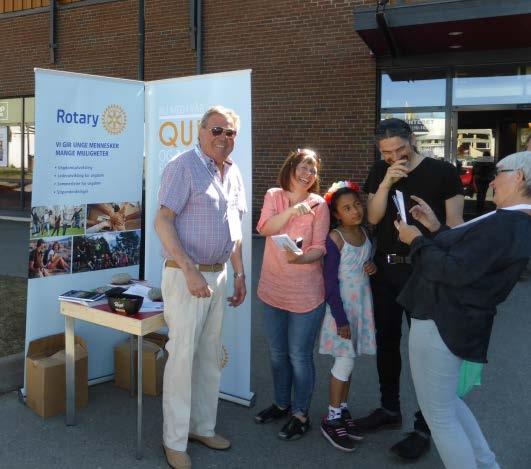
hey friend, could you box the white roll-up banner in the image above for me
[26,69,144,384]
[144,70,253,404]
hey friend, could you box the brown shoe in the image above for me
[188,432,231,450]
[163,444,191,469]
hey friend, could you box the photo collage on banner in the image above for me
[28,201,141,278]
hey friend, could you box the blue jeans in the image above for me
[409,319,500,469]
[262,302,325,416]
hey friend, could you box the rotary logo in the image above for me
[102,105,127,135]
[219,344,229,369]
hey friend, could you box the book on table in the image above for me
[58,290,106,304]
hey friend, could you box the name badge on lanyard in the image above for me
[194,146,242,241]
[228,188,242,242]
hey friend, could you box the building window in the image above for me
[0,97,34,211]
[453,64,531,106]
[381,70,446,108]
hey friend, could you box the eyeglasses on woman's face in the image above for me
[494,168,514,177]
[296,164,318,177]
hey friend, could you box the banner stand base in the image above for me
[21,386,256,409]
[219,391,256,408]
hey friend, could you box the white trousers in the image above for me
[409,319,500,469]
[162,265,227,452]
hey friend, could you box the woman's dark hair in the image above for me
[329,187,362,229]
[278,149,321,194]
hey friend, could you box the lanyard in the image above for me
[194,146,230,202]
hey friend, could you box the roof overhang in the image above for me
[354,0,531,58]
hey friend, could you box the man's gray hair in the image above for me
[497,150,531,197]
[200,105,240,132]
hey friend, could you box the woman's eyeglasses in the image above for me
[297,165,318,176]
[494,168,514,176]
[209,127,237,138]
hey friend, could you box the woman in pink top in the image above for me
[254,149,330,441]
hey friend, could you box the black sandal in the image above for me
[254,404,291,424]
[278,415,311,440]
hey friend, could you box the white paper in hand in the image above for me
[395,190,408,223]
[271,234,303,254]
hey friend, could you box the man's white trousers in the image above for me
[162,266,227,452]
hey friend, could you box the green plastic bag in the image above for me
[457,360,483,397]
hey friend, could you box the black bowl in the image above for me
[107,293,144,315]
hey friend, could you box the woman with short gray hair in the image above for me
[394,151,531,468]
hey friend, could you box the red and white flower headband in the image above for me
[324,180,360,204]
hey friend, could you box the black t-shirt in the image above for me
[363,157,463,255]
[473,161,495,181]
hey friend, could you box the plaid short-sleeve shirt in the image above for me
[158,146,247,264]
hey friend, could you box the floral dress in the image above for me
[319,229,376,357]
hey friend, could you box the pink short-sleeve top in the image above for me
[257,188,330,313]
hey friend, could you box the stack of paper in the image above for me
[124,284,164,312]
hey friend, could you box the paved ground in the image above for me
[0,221,530,468]
[0,275,26,358]
[0,218,30,278]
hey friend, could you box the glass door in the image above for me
[451,107,531,217]
[0,97,34,211]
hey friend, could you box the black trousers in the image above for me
[371,256,430,434]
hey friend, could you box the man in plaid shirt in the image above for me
[155,105,247,469]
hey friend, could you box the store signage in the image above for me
[407,118,429,133]
[0,101,8,121]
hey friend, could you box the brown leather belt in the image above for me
[165,259,224,272]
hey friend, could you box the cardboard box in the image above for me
[114,333,168,396]
[26,333,88,418]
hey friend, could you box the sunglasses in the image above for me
[209,127,237,138]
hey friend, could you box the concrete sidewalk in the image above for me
[0,231,530,468]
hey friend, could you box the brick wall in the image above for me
[0,0,378,226]
[196,1,377,225]
[0,0,138,96]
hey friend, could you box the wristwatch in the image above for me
[233,272,245,279]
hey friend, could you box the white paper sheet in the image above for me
[124,284,164,311]
[395,190,408,222]
[271,234,303,254]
